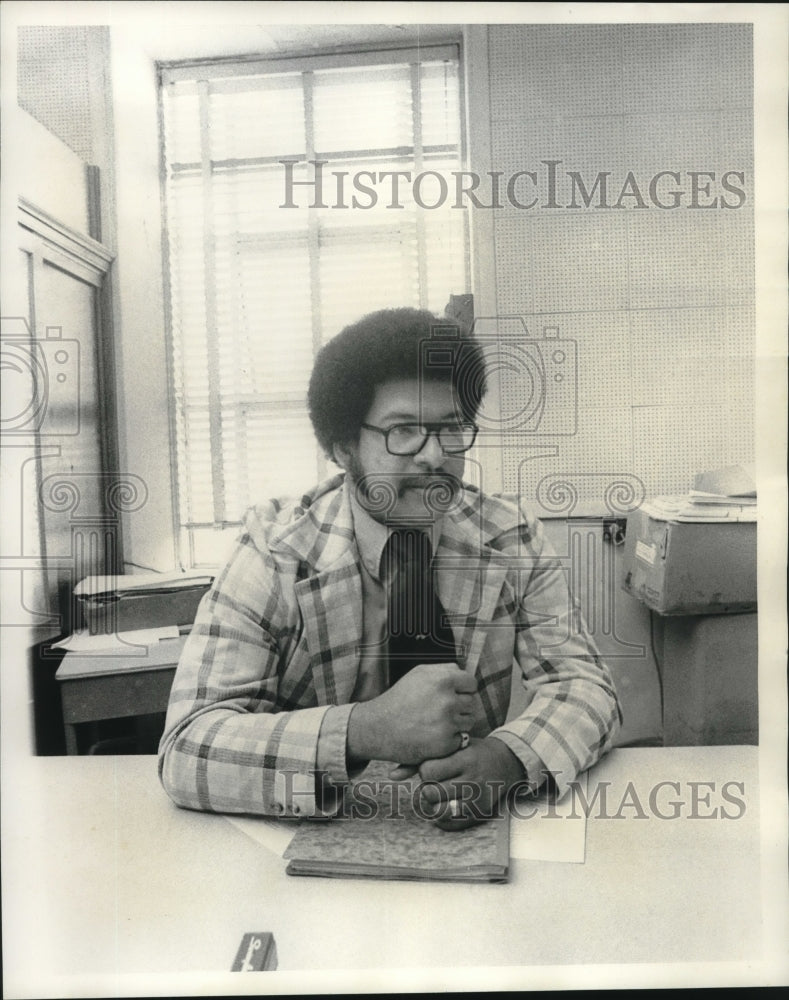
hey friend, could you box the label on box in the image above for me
[635,540,657,565]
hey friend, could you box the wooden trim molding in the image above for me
[18,198,115,286]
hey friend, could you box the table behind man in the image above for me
[158,308,622,826]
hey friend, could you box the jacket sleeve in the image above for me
[488,512,623,797]
[157,522,352,817]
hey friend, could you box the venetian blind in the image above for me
[160,46,467,567]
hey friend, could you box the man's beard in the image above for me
[344,452,463,522]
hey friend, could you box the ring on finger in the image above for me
[447,798,463,819]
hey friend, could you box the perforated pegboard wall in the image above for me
[17,26,94,162]
[488,307,755,514]
[481,23,754,516]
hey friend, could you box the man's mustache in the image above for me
[396,473,460,497]
[353,472,463,516]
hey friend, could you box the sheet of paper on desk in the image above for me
[52,625,182,653]
[509,772,588,863]
[225,772,588,865]
[225,815,299,857]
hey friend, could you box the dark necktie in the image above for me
[384,528,457,685]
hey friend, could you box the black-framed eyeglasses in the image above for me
[360,421,478,456]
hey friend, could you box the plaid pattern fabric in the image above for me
[158,474,622,815]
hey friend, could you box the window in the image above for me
[160,45,468,567]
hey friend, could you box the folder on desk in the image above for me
[284,762,510,883]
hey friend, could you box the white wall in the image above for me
[109,33,179,572]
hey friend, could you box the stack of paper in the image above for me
[642,496,757,523]
[688,491,756,507]
[638,466,758,524]
[686,464,757,514]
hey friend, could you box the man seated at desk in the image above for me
[159,308,621,828]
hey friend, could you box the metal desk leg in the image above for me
[64,722,79,756]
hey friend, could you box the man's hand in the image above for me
[393,737,528,831]
[347,662,477,766]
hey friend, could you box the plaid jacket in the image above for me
[159,474,621,816]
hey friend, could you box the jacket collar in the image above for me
[267,473,356,572]
[267,472,506,573]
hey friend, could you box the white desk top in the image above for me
[55,636,187,680]
[1,745,780,995]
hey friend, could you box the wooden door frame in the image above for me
[17,194,120,629]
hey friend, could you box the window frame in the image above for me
[157,41,469,569]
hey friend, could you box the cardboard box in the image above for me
[656,613,758,745]
[622,506,756,615]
